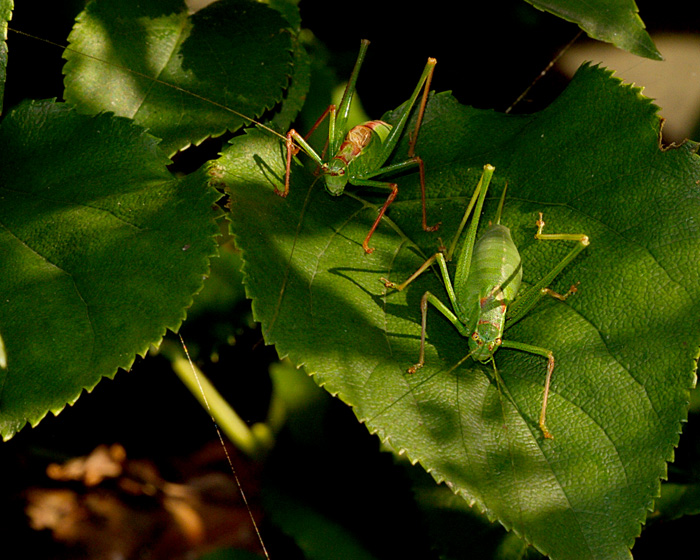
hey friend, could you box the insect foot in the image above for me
[380,277,400,289]
[542,282,580,301]
[407,362,423,374]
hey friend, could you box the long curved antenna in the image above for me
[7,27,287,142]
[505,30,583,114]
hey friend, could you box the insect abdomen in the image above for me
[469,224,522,299]
[459,224,522,357]
[333,121,391,165]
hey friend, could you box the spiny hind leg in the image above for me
[508,212,589,323]
[534,212,588,301]
[415,155,441,232]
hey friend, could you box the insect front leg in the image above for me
[351,178,399,253]
[281,38,369,197]
[409,290,471,373]
[282,129,327,197]
[501,213,589,439]
[408,251,468,372]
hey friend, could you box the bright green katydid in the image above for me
[382,164,589,438]
[281,39,440,253]
[11,27,437,254]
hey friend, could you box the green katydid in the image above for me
[381,164,589,438]
[12,26,439,254]
[281,39,441,253]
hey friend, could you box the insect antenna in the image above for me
[6,27,288,144]
[505,29,584,114]
[444,347,480,377]
[176,334,271,560]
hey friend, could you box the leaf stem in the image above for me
[160,339,274,459]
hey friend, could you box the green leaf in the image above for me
[0,99,219,439]
[63,0,297,155]
[220,64,698,558]
[525,0,662,60]
[268,39,311,133]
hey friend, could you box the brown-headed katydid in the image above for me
[13,25,440,254]
[281,39,440,253]
[381,164,589,438]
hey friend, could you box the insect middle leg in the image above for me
[359,179,399,254]
[499,339,555,439]
[355,154,441,252]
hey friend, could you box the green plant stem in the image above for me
[160,339,274,459]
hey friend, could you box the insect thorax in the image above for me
[322,121,392,196]
[468,309,505,362]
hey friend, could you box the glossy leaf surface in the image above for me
[222,64,698,559]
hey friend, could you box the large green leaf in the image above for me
[0,100,219,439]
[63,0,297,155]
[525,0,661,60]
[220,64,698,558]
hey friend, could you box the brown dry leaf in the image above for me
[46,443,126,486]
[26,488,81,534]
[25,487,160,558]
[25,442,265,559]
